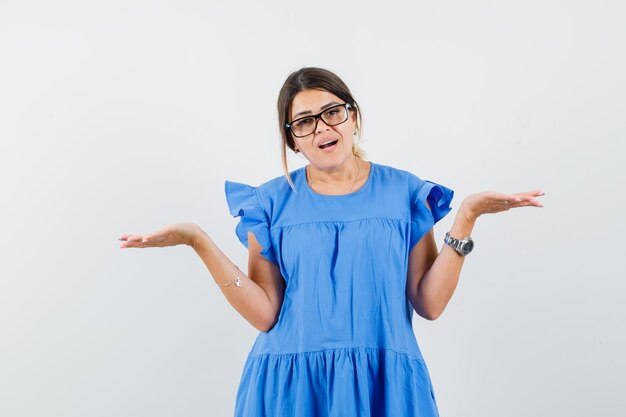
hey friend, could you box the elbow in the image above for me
[253,316,272,332]
[413,306,441,321]
[425,312,441,321]
[256,311,280,333]
[256,320,275,333]
[256,324,271,332]
[423,307,444,321]
[411,298,443,321]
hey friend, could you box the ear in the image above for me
[351,111,358,134]
[350,109,358,131]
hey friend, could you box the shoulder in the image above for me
[256,167,303,194]
[254,166,305,207]
[372,162,424,190]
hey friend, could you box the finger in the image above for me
[501,195,521,205]
[500,195,536,209]
[141,232,163,243]
[487,192,517,204]
[120,240,147,248]
[507,198,544,208]
[512,189,545,197]
[514,193,545,205]
[505,192,544,203]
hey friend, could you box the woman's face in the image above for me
[289,89,357,171]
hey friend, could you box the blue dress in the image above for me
[224,161,454,417]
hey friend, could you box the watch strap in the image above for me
[444,232,473,256]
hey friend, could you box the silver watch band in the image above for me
[444,232,474,256]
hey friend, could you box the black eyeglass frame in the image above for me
[285,103,353,138]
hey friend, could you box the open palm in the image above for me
[463,189,545,219]
[119,222,199,249]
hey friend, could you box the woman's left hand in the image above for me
[460,189,545,221]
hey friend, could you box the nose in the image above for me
[315,115,331,133]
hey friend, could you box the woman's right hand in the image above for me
[119,222,201,249]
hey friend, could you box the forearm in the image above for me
[416,204,477,320]
[191,228,276,332]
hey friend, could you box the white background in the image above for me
[1,1,624,416]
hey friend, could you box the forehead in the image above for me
[290,89,342,118]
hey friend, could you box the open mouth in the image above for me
[319,139,338,149]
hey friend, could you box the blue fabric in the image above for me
[410,179,456,250]
[224,161,454,417]
[224,180,277,264]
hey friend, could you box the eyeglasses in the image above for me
[285,103,352,138]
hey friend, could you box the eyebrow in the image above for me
[293,101,341,119]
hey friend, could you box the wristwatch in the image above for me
[444,232,474,256]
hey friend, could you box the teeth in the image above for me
[320,140,336,147]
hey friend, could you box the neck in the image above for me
[307,157,364,194]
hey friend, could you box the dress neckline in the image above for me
[302,161,375,198]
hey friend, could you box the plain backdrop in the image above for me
[1,1,624,416]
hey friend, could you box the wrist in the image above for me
[189,225,207,249]
[459,201,478,224]
[444,231,475,256]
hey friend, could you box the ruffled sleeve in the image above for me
[409,178,455,251]
[224,180,278,265]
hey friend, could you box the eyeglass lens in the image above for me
[290,105,348,137]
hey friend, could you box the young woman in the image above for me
[120,67,544,416]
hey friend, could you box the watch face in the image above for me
[462,240,474,255]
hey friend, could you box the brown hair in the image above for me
[277,67,367,191]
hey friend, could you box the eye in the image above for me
[294,117,314,127]
[325,109,339,116]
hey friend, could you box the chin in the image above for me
[319,152,354,168]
